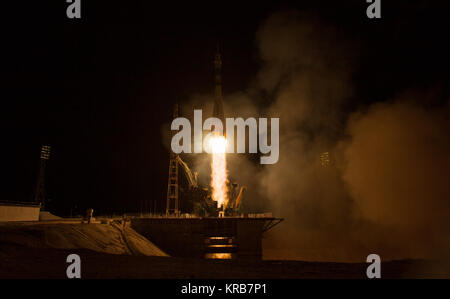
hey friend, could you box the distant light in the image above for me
[40,145,51,160]
[320,152,330,167]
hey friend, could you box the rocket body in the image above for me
[213,50,225,127]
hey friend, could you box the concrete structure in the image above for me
[131,216,282,260]
[0,202,40,222]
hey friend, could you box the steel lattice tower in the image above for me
[166,104,180,215]
[34,145,51,209]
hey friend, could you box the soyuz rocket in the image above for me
[213,47,225,128]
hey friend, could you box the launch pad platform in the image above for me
[131,216,283,260]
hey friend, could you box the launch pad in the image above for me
[131,216,282,260]
[153,49,283,261]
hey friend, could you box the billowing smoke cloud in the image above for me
[164,10,450,262]
[258,12,450,262]
[342,98,450,260]
[256,11,365,262]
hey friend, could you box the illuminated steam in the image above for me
[166,10,450,263]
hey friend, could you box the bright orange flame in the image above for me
[205,253,233,259]
[209,134,228,209]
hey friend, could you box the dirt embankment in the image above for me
[0,221,168,257]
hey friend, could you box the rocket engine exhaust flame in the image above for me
[209,133,229,210]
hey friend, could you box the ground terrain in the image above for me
[0,222,448,279]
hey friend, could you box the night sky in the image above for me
[3,1,448,216]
